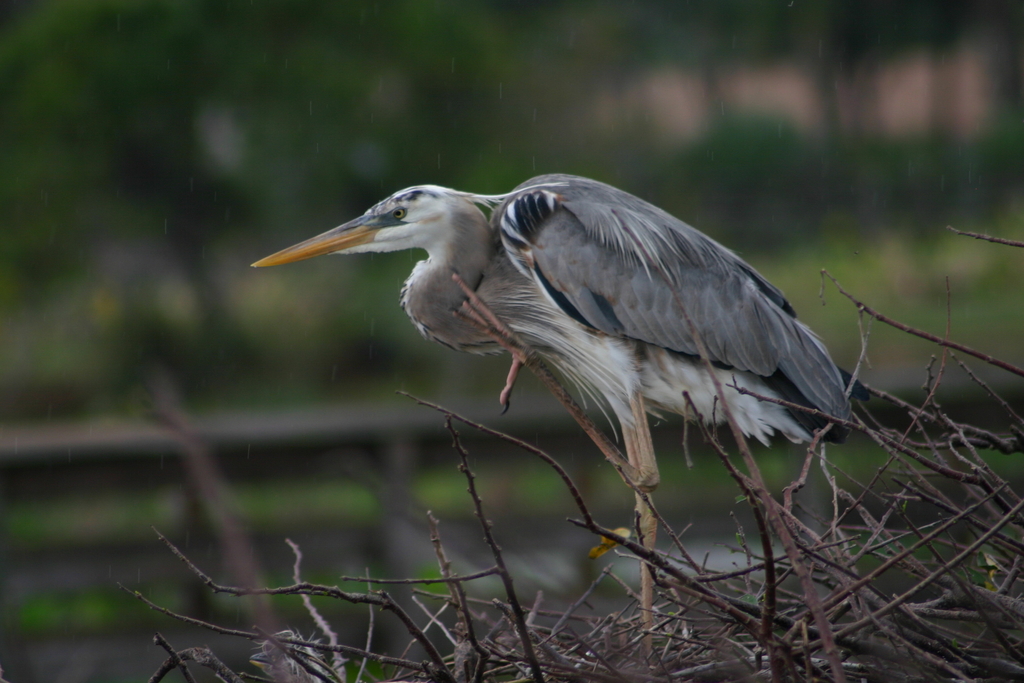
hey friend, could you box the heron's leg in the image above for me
[499,356,523,413]
[627,392,660,492]
[623,391,660,656]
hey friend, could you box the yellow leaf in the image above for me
[589,528,631,559]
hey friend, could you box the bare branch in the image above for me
[152,633,199,683]
[947,225,1024,248]
[286,539,346,673]
[823,270,1024,379]
[444,416,547,683]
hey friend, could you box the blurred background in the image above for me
[2,1,1024,681]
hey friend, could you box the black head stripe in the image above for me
[379,187,441,211]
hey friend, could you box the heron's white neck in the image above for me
[398,202,497,347]
[415,201,495,281]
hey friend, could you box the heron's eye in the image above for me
[392,208,407,220]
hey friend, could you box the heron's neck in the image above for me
[421,204,495,285]
[401,206,496,337]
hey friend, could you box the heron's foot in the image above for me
[499,355,525,414]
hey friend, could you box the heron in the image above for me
[254,173,861,445]
[253,174,865,630]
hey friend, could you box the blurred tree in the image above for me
[1,0,1022,417]
[0,0,514,290]
[0,0,518,410]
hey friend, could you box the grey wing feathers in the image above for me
[500,174,851,421]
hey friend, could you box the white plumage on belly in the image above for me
[506,277,804,445]
[639,346,807,445]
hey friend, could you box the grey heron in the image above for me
[253,173,862,453]
[253,174,865,636]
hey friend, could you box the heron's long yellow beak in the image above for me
[251,220,375,267]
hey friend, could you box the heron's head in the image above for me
[252,185,487,268]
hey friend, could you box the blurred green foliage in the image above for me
[7,478,380,549]
[20,586,144,635]
[2,0,1023,420]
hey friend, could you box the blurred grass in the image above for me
[8,480,379,550]
[19,585,172,636]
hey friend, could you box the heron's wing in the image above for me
[497,174,851,422]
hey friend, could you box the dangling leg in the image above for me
[498,356,523,414]
[622,390,659,656]
[451,274,525,414]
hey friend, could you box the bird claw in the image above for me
[499,356,524,414]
